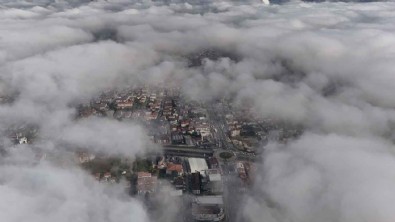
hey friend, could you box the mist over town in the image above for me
[1,0,395,222]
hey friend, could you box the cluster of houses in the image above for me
[7,124,38,145]
[76,86,215,148]
[161,102,213,147]
[76,87,163,120]
[225,113,264,153]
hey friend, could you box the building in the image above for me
[236,162,247,180]
[188,158,208,174]
[144,111,158,121]
[137,172,158,194]
[196,124,210,137]
[114,110,132,119]
[92,102,108,111]
[103,172,111,181]
[170,189,183,197]
[192,195,225,222]
[191,172,201,195]
[204,169,223,194]
[18,137,28,144]
[77,152,95,163]
[166,163,184,176]
[117,101,134,109]
[171,134,185,145]
[116,96,134,109]
[230,129,240,137]
[208,157,219,169]
[173,177,185,190]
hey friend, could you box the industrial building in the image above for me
[192,195,225,221]
[204,169,223,194]
[188,158,208,173]
[191,172,202,195]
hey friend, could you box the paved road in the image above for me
[163,146,214,154]
[220,160,249,222]
[162,146,213,158]
[160,145,256,162]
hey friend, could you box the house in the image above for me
[208,157,219,169]
[116,99,134,109]
[181,120,190,128]
[166,163,184,176]
[137,172,158,194]
[77,152,95,163]
[230,129,240,137]
[92,102,108,111]
[173,177,185,190]
[103,172,111,181]
[18,137,28,144]
[171,134,185,145]
[94,173,101,181]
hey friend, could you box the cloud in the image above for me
[0,156,149,222]
[50,117,156,156]
[245,133,395,222]
[1,0,395,222]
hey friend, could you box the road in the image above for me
[206,103,238,151]
[162,102,257,222]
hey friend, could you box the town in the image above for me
[6,85,303,222]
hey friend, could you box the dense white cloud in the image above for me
[246,134,395,222]
[1,0,395,222]
[51,117,156,156]
[0,156,149,222]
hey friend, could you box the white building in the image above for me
[18,137,28,144]
[188,158,208,174]
[204,170,223,194]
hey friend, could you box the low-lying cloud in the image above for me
[246,133,395,222]
[1,0,395,222]
[0,155,149,222]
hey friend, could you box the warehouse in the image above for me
[188,157,208,173]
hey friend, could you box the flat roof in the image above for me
[192,205,221,215]
[194,195,224,205]
[209,173,222,182]
[188,158,208,173]
[170,190,183,197]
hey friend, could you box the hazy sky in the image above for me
[1,0,395,222]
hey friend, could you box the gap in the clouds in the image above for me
[0,82,304,221]
[92,28,120,42]
[270,58,307,85]
[186,48,241,67]
[321,79,348,97]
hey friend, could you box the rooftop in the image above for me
[192,205,221,215]
[194,195,224,205]
[188,158,208,173]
